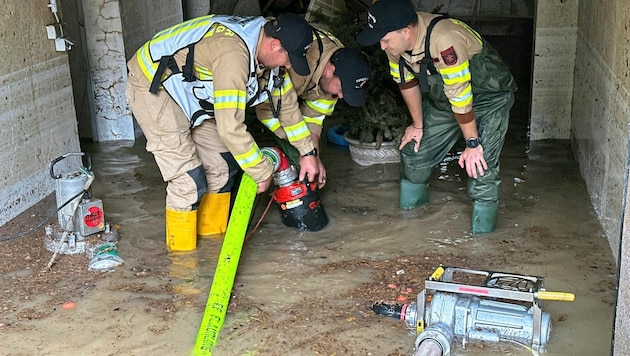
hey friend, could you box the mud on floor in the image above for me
[0,194,617,355]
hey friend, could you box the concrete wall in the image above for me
[118,1,183,139]
[530,0,578,140]
[119,0,183,60]
[0,1,81,226]
[619,161,630,353]
[0,0,183,226]
[570,1,630,354]
[571,0,630,262]
[82,0,135,142]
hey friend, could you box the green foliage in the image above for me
[311,9,410,146]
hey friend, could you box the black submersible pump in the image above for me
[261,147,328,231]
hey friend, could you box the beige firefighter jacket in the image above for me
[256,29,343,138]
[127,19,314,183]
[387,12,484,115]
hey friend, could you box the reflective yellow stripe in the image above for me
[137,16,217,82]
[260,117,281,131]
[389,60,401,81]
[439,60,471,85]
[304,115,324,126]
[389,60,415,82]
[137,44,159,81]
[305,98,336,115]
[235,144,263,169]
[450,19,483,45]
[315,29,343,46]
[283,121,310,142]
[271,74,293,95]
[214,89,246,110]
[449,83,473,108]
[154,16,214,43]
[197,66,213,81]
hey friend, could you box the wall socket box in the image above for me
[55,38,71,52]
[46,24,62,39]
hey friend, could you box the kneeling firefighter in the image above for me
[125,13,320,251]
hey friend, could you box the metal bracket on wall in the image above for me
[47,0,73,52]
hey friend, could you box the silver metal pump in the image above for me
[373,266,575,356]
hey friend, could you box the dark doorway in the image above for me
[481,18,535,145]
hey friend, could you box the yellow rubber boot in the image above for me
[165,209,197,251]
[197,192,231,237]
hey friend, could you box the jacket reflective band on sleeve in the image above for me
[389,60,415,83]
[448,83,473,108]
[235,144,263,169]
[439,60,473,108]
[214,89,246,110]
[260,116,281,131]
[283,121,311,142]
[303,114,325,127]
[306,98,336,115]
[196,65,213,81]
[439,60,471,85]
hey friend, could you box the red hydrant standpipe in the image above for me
[261,147,329,231]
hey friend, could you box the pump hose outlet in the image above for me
[371,302,404,319]
[414,322,454,356]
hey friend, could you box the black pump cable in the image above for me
[0,189,87,243]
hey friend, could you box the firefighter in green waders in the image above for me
[358,0,517,234]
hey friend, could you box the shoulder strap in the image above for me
[149,55,181,94]
[399,14,449,93]
[182,44,196,82]
[311,29,326,76]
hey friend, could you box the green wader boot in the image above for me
[472,201,498,234]
[400,180,429,209]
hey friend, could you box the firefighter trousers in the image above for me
[126,72,237,211]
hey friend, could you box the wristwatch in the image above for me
[302,148,318,157]
[465,137,480,149]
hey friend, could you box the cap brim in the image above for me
[289,54,310,76]
[357,28,388,46]
[341,82,366,107]
[343,90,366,107]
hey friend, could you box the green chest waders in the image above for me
[397,22,517,233]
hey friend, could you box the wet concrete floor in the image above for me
[39,118,613,355]
[0,113,616,355]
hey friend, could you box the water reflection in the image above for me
[168,238,223,295]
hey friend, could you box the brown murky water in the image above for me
[1,117,615,355]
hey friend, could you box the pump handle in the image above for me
[50,152,92,179]
[429,266,445,281]
[536,291,575,302]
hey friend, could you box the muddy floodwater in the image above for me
[0,114,616,355]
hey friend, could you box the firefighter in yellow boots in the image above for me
[126,13,319,251]
[358,0,517,234]
[256,30,371,188]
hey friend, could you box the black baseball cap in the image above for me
[357,0,417,46]
[271,13,314,76]
[331,48,371,107]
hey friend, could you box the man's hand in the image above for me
[399,125,423,152]
[298,155,319,183]
[458,146,487,178]
[257,175,273,194]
